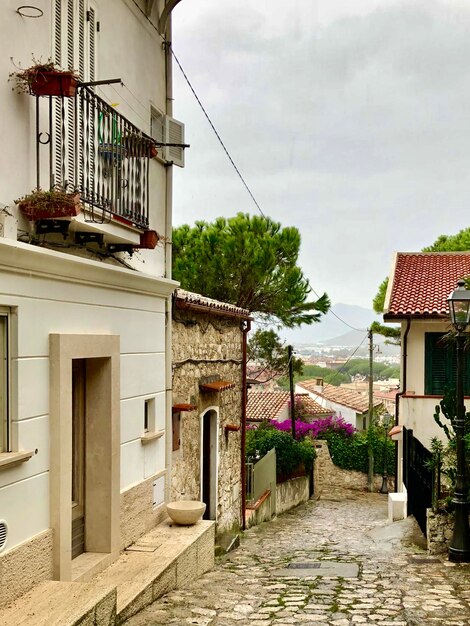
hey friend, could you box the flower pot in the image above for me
[19,192,81,221]
[139,230,159,249]
[30,71,78,97]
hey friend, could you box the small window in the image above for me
[144,398,155,433]
[172,412,181,452]
[0,311,10,453]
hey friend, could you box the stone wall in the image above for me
[314,440,394,495]
[426,509,454,555]
[120,475,167,550]
[275,476,310,515]
[172,308,244,536]
[0,529,53,606]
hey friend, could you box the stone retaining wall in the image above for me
[426,509,454,555]
[314,440,394,495]
[275,476,310,515]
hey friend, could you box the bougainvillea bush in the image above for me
[269,415,394,476]
[270,415,356,440]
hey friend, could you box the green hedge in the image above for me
[321,430,395,475]
[246,423,316,479]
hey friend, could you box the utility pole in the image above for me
[367,328,375,492]
[288,345,296,439]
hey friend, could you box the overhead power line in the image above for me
[170,48,266,219]
[328,333,369,386]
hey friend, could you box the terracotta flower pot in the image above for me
[139,230,159,249]
[19,192,81,221]
[30,71,78,98]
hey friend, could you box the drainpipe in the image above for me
[164,13,174,501]
[241,319,251,530]
[394,317,410,493]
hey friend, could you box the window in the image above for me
[172,412,181,452]
[144,398,155,433]
[424,332,470,395]
[0,310,9,453]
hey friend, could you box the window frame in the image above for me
[0,308,10,453]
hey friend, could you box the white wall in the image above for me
[399,319,452,447]
[0,0,170,279]
[294,384,358,428]
[0,240,175,550]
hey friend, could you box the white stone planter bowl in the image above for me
[166,501,206,525]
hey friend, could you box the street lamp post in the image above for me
[447,279,470,563]
[380,412,392,494]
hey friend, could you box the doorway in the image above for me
[72,359,86,559]
[201,409,218,520]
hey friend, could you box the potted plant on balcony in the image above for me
[16,188,81,221]
[10,59,79,97]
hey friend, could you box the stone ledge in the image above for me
[0,580,116,626]
[0,451,34,471]
[140,430,165,445]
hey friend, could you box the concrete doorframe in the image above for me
[49,334,120,581]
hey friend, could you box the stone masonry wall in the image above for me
[314,440,394,495]
[0,529,53,606]
[172,308,244,536]
[120,475,167,550]
[427,509,453,555]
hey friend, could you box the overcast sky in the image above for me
[170,0,470,313]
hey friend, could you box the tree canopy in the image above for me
[172,213,330,327]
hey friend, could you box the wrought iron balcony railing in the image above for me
[35,86,155,230]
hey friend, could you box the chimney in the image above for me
[314,377,324,392]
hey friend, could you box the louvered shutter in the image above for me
[424,333,470,395]
[164,116,185,167]
[54,0,63,187]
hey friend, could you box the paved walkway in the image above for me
[125,489,470,626]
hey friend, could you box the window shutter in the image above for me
[54,0,63,187]
[88,5,96,83]
[425,333,450,395]
[164,116,185,167]
[424,332,470,395]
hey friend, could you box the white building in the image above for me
[0,0,185,604]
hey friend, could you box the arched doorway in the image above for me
[201,409,218,520]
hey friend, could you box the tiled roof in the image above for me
[384,252,470,319]
[246,391,330,423]
[297,380,382,413]
[174,289,251,319]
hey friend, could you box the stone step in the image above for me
[0,580,116,626]
[0,518,215,626]
[91,518,215,624]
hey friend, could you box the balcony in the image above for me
[35,86,156,233]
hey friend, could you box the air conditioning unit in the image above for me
[0,520,8,553]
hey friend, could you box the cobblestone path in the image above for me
[126,489,470,626]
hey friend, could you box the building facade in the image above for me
[0,0,184,604]
[171,290,250,539]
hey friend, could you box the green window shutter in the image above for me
[425,333,451,395]
[425,332,470,395]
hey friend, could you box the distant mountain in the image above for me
[281,303,381,344]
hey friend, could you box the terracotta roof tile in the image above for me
[246,391,330,423]
[296,380,382,413]
[385,252,470,319]
[175,289,251,319]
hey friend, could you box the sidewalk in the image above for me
[125,487,470,625]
